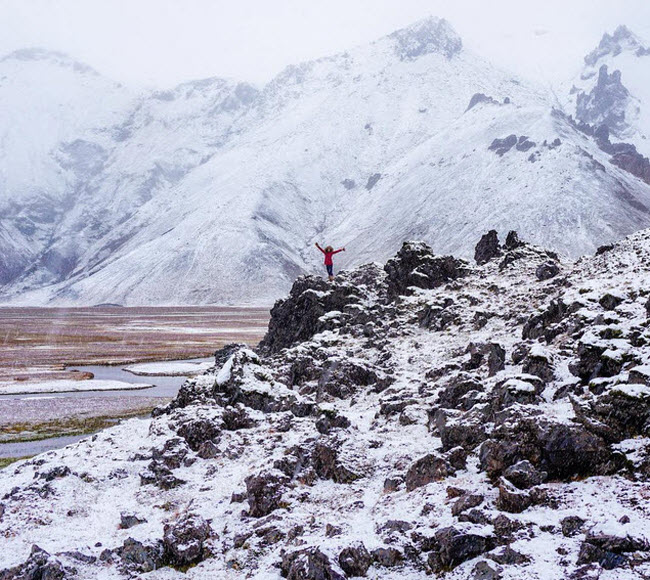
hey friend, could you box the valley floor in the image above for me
[0,306,269,453]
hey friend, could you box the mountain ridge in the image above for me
[2,19,650,306]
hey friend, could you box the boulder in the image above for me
[479,415,620,481]
[535,261,560,281]
[371,547,403,568]
[465,342,505,377]
[475,230,502,265]
[495,478,532,513]
[162,512,211,567]
[338,543,371,577]
[0,545,72,580]
[451,493,484,516]
[428,527,496,572]
[561,516,586,537]
[312,443,361,483]
[280,547,345,580]
[577,531,649,570]
[114,538,165,574]
[522,299,569,341]
[385,241,469,297]
[245,470,289,517]
[502,460,546,489]
[405,454,454,491]
[175,417,221,452]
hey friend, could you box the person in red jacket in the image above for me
[315,243,345,281]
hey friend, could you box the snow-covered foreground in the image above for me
[2,230,650,579]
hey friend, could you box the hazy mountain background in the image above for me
[1,8,650,305]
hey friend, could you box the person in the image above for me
[315,243,345,281]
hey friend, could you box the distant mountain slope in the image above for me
[2,18,650,306]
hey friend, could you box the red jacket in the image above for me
[316,244,343,266]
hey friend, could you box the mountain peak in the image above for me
[585,25,650,66]
[0,47,99,76]
[388,16,462,60]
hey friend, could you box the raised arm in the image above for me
[332,247,346,255]
[315,243,325,254]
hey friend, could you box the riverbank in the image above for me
[0,306,269,461]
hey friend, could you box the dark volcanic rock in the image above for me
[245,470,289,517]
[599,293,624,310]
[433,407,488,451]
[428,526,496,572]
[488,135,517,156]
[495,478,532,513]
[465,342,505,376]
[535,261,560,281]
[466,93,500,111]
[259,276,360,354]
[578,386,650,440]
[504,230,523,250]
[561,515,586,537]
[163,512,211,567]
[522,299,569,342]
[175,417,221,452]
[371,547,403,567]
[405,454,453,491]
[521,350,555,383]
[120,512,147,529]
[577,531,650,570]
[570,340,624,383]
[385,241,469,297]
[479,414,621,481]
[502,460,546,489]
[474,230,502,265]
[312,443,360,483]
[114,537,165,574]
[576,65,630,136]
[281,547,345,580]
[0,545,72,580]
[338,543,371,577]
[451,493,484,516]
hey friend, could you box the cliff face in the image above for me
[2,230,650,578]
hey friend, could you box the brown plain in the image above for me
[0,306,270,382]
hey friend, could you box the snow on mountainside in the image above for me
[3,230,650,578]
[2,18,650,306]
[0,48,135,287]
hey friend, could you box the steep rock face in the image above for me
[576,65,630,134]
[3,233,650,579]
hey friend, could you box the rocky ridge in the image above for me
[1,230,650,578]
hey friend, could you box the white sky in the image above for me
[1,0,649,88]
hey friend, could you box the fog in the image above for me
[1,0,649,87]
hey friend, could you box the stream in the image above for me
[0,357,212,460]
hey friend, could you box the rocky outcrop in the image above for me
[576,65,630,135]
[474,231,501,265]
[384,241,469,296]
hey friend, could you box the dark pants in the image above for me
[326,264,333,276]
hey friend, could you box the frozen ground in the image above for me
[2,230,650,578]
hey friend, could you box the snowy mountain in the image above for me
[2,19,650,306]
[3,229,650,578]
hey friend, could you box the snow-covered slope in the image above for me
[0,49,135,287]
[2,19,650,305]
[3,230,650,578]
